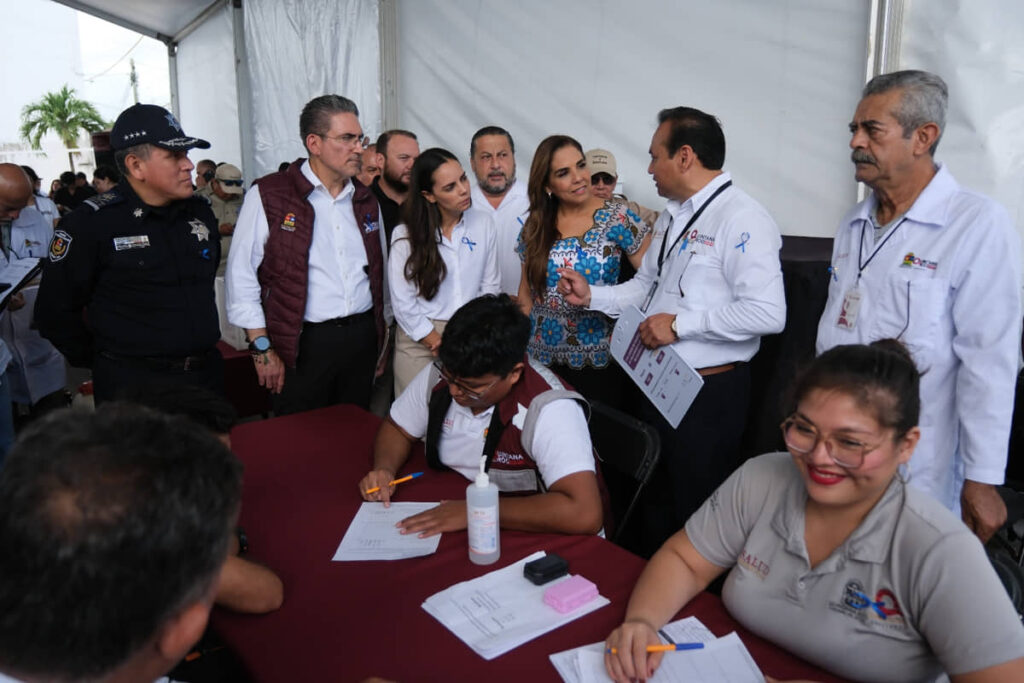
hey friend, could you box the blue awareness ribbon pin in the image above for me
[734,232,751,252]
[461,236,477,251]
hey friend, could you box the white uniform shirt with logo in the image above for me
[389,362,594,487]
[686,453,1024,683]
[225,160,378,329]
[816,163,1022,510]
[388,212,500,341]
[589,172,786,368]
[470,180,529,295]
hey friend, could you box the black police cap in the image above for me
[111,104,211,152]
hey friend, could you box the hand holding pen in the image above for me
[359,470,423,506]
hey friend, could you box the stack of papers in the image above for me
[422,551,610,660]
[550,617,763,682]
[332,502,442,561]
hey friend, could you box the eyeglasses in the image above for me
[779,415,883,469]
[433,361,500,401]
[318,132,365,147]
[591,174,616,186]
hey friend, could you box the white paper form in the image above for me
[576,632,762,683]
[332,502,441,561]
[0,257,41,308]
[609,305,703,428]
[421,551,610,660]
[549,616,716,683]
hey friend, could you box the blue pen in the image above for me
[606,642,705,654]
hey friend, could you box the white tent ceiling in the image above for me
[52,0,222,43]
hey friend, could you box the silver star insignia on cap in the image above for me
[133,208,144,218]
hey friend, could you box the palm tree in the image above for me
[19,85,108,171]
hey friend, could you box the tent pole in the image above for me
[233,0,255,180]
[379,0,399,131]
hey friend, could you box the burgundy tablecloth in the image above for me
[213,405,847,682]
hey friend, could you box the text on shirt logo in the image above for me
[828,580,906,629]
[492,450,526,466]
[737,549,770,579]
[900,252,938,271]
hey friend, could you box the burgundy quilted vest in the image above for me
[255,159,385,367]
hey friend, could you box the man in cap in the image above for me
[586,148,660,229]
[469,126,529,295]
[210,163,245,274]
[35,103,223,404]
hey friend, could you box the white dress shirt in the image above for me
[816,163,1022,510]
[388,211,500,340]
[470,179,530,295]
[226,160,374,329]
[589,172,786,368]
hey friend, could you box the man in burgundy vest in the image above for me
[358,294,603,537]
[226,95,388,414]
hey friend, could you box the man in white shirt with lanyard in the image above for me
[816,70,1022,542]
[560,107,786,542]
[468,126,530,296]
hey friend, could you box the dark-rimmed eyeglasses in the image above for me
[433,361,499,401]
[780,415,883,469]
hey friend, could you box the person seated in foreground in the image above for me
[0,405,242,683]
[359,293,603,536]
[125,382,284,614]
[604,340,1024,683]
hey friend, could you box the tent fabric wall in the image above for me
[395,0,870,238]
[900,1,1024,238]
[175,2,242,171]
[243,0,381,180]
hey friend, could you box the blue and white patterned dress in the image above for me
[517,200,650,369]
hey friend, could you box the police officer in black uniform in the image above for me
[35,103,223,404]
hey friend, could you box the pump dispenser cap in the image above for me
[475,455,489,487]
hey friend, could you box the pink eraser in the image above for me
[543,575,598,613]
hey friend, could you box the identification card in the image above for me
[836,287,862,330]
[112,235,151,251]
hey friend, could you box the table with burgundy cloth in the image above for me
[212,404,847,682]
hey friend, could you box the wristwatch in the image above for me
[670,316,679,339]
[247,335,272,354]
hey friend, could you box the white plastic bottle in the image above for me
[467,456,500,565]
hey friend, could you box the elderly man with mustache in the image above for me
[816,70,1021,543]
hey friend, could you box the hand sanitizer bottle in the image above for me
[467,455,499,565]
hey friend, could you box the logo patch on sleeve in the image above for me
[49,230,73,262]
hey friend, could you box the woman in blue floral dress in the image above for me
[517,135,651,406]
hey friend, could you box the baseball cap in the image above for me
[110,104,211,152]
[585,148,617,178]
[214,164,244,194]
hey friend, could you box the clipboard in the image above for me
[609,305,703,428]
[0,258,42,311]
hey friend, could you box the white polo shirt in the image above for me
[686,453,1024,682]
[470,180,529,295]
[589,172,786,368]
[816,163,1022,510]
[388,212,500,341]
[389,362,594,487]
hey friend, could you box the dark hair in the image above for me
[375,129,418,158]
[0,405,242,679]
[439,294,530,378]
[75,171,87,180]
[119,382,238,436]
[59,171,75,185]
[656,107,726,170]
[113,143,152,175]
[862,70,948,156]
[299,95,359,152]
[470,126,515,157]
[196,159,217,173]
[278,161,290,172]
[521,135,583,297]
[787,340,921,439]
[19,165,39,183]
[93,165,120,183]
[399,148,460,300]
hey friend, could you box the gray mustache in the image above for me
[851,150,876,165]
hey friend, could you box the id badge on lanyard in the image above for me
[835,215,908,331]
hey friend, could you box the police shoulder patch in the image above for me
[84,190,124,211]
[49,230,73,262]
